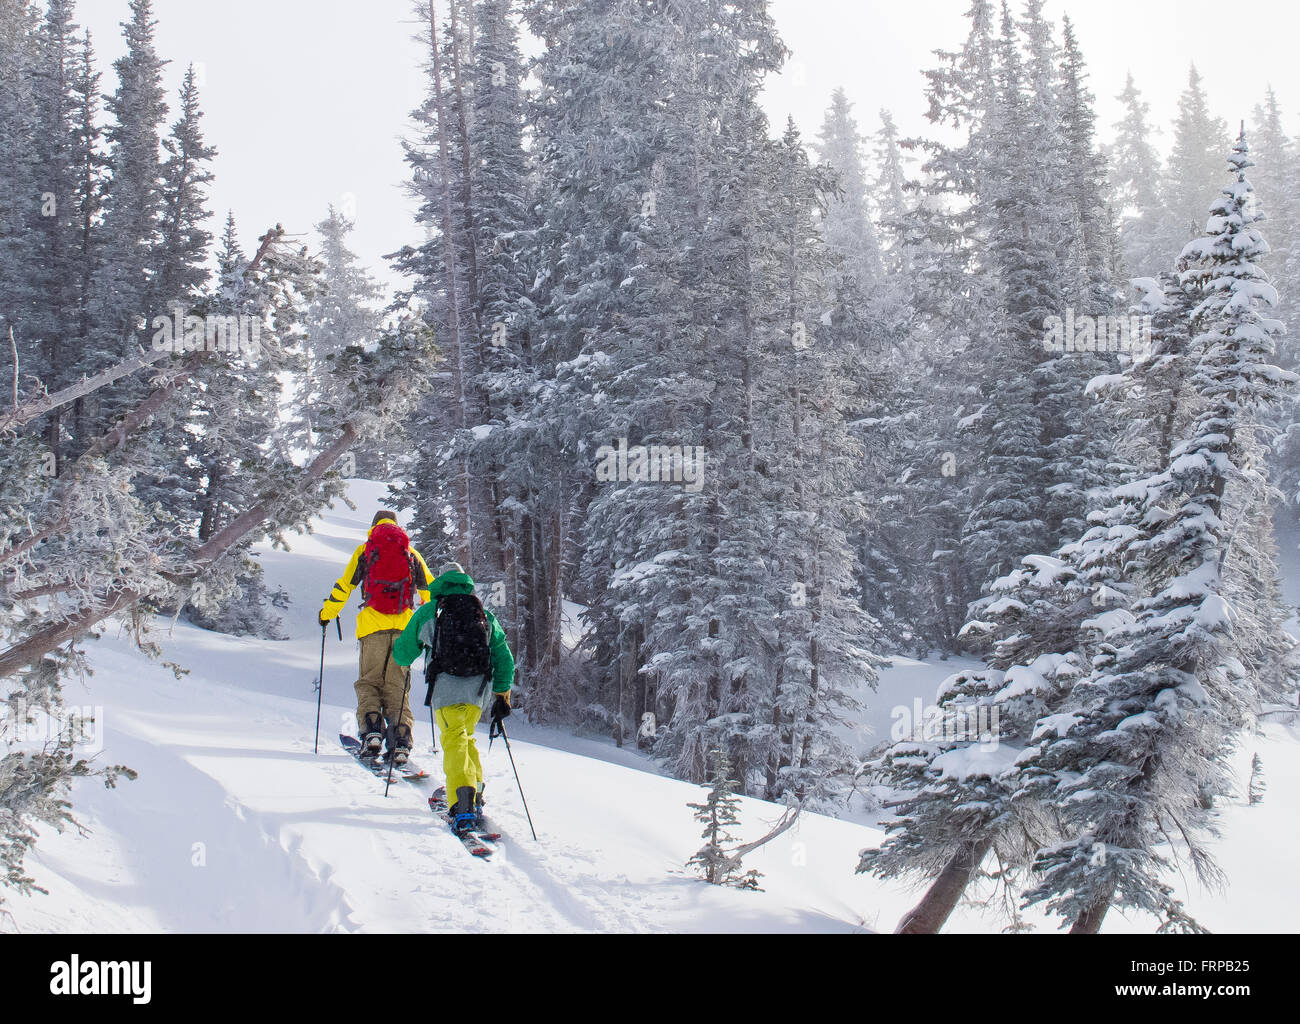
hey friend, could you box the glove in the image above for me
[319,613,331,629]
[491,693,512,722]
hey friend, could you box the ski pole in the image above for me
[313,622,327,754]
[336,618,343,642]
[384,661,413,799]
[490,718,537,841]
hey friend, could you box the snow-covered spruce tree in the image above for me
[859,534,1110,933]
[871,108,915,281]
[27,3,107,472]
[0,0,41,383]
[530,0,707,733]
[815,94,913,654]
[441,0,538,645]
[882,0,999,651]
[1248,89,1300,517]
[1037,8,1121,551]
[304,204,386,473]
[176,218,320,635]
[81,0,169,434]
[758,120,882,805]
[1247,753,1265,805]
[308,206,384,369]
[132,64,219,523]
[1164,65,1229,257]
[958,0,1060,592]
[152,64,215,312]
[857,658,1061,933]
[814,87,884,300]
[1249,88,1297,347]
[1109,73,1176,278]
[392,0,528,603]
[687,748,762,890]
[390,0,475,568]
[1016,134,1298,934]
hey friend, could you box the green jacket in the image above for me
[392,570,515,694]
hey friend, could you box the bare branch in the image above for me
[725,805,802,864]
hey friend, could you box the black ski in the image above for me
[339,733,429,783]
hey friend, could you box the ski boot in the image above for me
[360,712,384,757]
[451,786,479,833]
[390,724,413,767]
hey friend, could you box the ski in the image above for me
[339,734,429,782]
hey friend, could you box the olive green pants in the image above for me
[354,630,414,734]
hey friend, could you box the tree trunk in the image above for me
[1069,892,1112,934]
[894,837,993,934]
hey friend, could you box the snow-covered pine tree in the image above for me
[82,0,169,433]
[1110,73,1175,278]
[1016,133,1298,933]
[308,206,384,371]
[959,0,1059,591]
[687,747,762,890]
[153,64,215,312]
[529,0,706,732]
[757,119,882,805]
[814,88,884,301]
[0,0,41,388]
[1164,64,1229,257]
[305,204,385,471]
[1248,752,1265,805]
[448,0,537,642]
[883,0,999,651]
[27,2,106,472]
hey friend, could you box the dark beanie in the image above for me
[372,510,399,527]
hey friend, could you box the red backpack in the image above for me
[359,523,417,615]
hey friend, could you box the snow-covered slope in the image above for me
[8,481,1299,933]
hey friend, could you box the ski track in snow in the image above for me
[9,479,1300,933]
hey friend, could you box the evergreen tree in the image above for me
[814,87,884,298]
[1247,752,1265,805]
[83,0,169,432]
[153,64,216,309]
[1110,73,1175,277]
[687,748,763,890]
[1165,65,1228,255]
[1018,134,1297,933]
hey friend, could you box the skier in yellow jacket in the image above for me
[319,510,434,765]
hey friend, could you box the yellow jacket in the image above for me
[320,520,434,639]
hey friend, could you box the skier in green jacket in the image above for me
[393,564,514,830]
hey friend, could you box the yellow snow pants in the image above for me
[436,703,484,800]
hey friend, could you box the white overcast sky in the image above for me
[76,0,1300,294]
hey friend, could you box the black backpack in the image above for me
[424,592,493,701]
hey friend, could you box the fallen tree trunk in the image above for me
[0,229,281,440]
[0,424,357,681]
[0,345,180,437]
